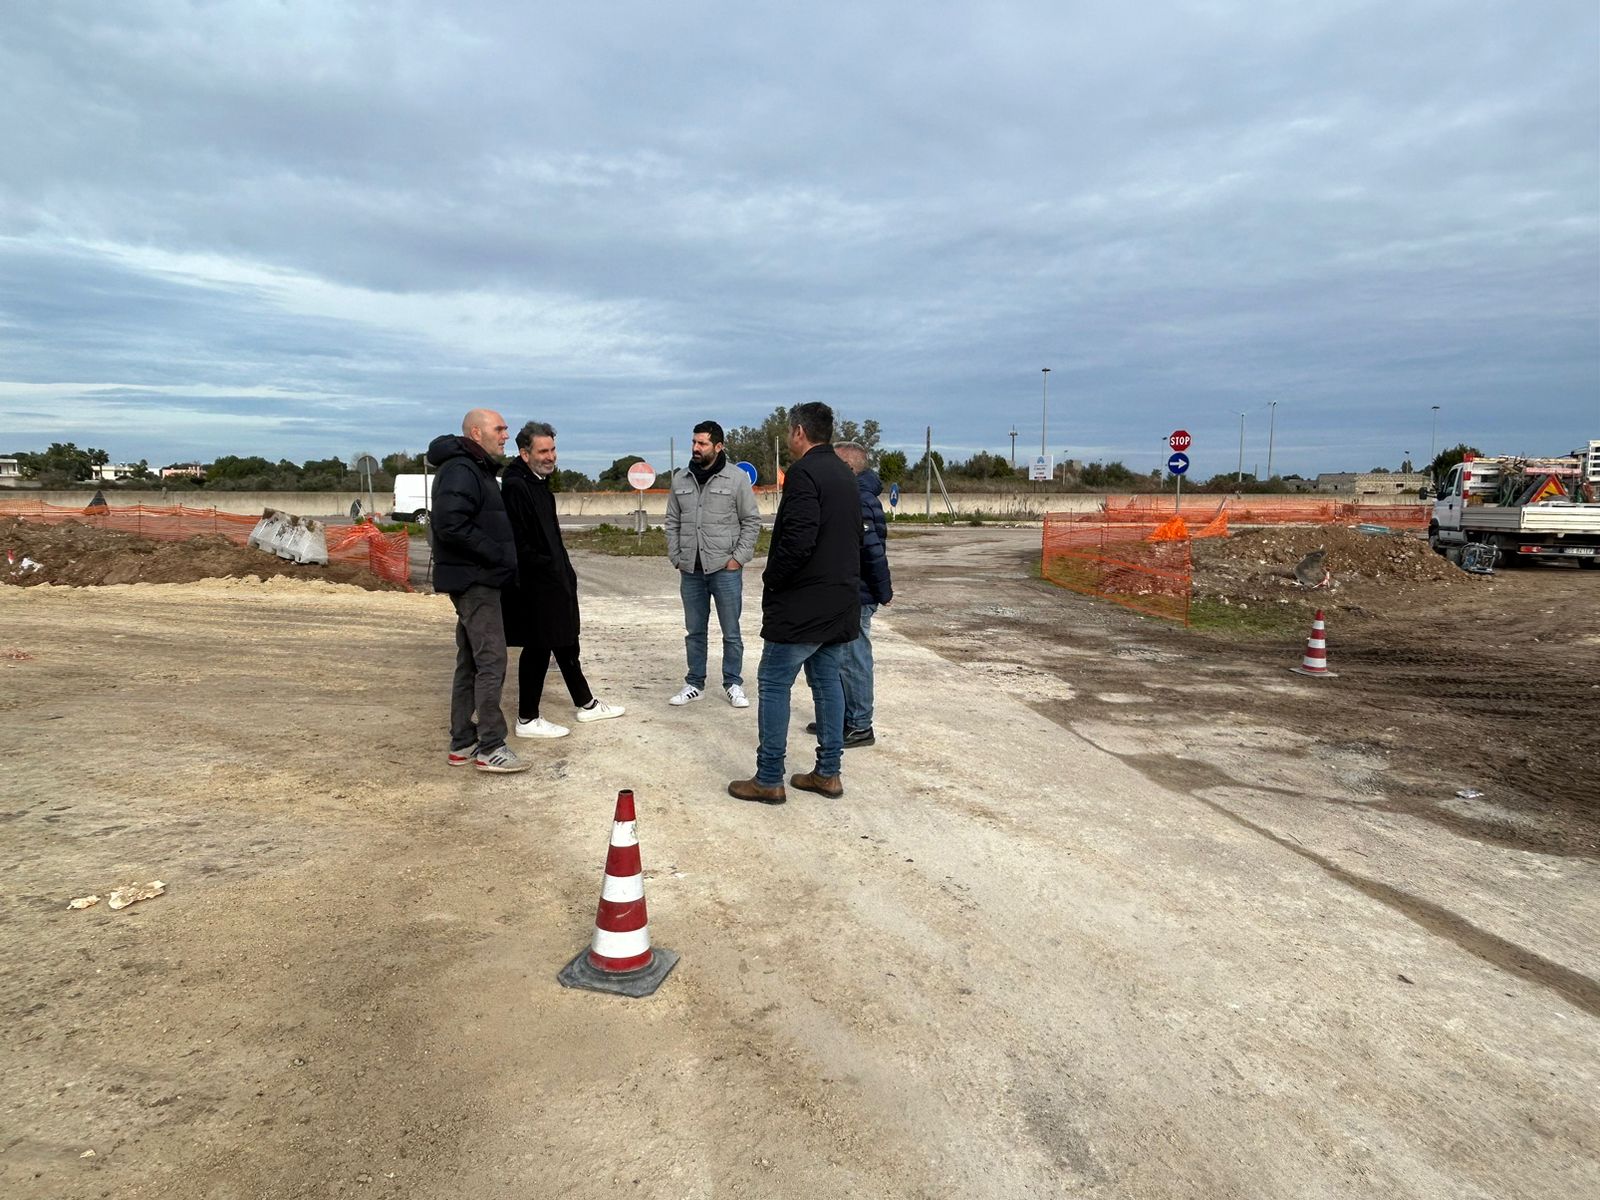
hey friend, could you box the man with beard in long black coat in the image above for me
[501,421,625,739]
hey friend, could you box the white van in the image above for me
[391,473,433,523]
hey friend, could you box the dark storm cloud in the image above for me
[1,0,1595,476]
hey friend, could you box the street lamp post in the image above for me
[1008,426,1018,468]
[1266,401,1277,481]
[1040,368,1051,456]
[1430,405,1441,464]
[1236,411,1246,488]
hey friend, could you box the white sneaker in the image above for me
[669,685,703,706]
[725,684,750,708]
[575,698,625,722]
[515,716,569,739]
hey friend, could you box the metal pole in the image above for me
[1040,368,1050,455]
[669,436,675,476]
[1236,411,1246,487]
[1175,470,1182,513]
[924,426,932,518]
[1430,405,1440,463]
[1008,426,1017,468]
[1266,401,1277,480]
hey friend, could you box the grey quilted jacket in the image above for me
[665,460,761,573]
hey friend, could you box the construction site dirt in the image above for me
[2,525,1595,1199]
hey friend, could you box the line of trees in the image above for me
[9,429,1466,494]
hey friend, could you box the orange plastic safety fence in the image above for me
[325,522,413,590]
[0,500,259,540]
[1084,494,1428,529]
[1041,516,1191,624]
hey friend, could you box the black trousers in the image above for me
[518,643,593,719]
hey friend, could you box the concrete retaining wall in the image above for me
[3,488,1424,522]
[6,487,1105,519]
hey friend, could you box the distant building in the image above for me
[160,462,207,480]
[95,463,139,481]
[1314,471,1429,495]
[0,457,20,486]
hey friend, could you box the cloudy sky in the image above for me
[2,0,1596,479]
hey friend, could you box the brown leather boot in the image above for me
[789,771,843,798]
[728,778,787,805]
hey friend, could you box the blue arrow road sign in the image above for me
[1167,452,1190,476]
[735,460,759,485]
[888,483,899,507]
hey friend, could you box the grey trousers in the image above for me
[449,584,508,753]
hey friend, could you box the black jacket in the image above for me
[500,456,580,649]
[856,467,893,606]
[426,435,516,595]
[761,444,861,644]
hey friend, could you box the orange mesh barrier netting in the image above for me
[1041,516,1192,624]
[1340,503,1429,528]
[0,500,260,538]
[0,501,412,590]
[1104,494,1428,528]
[324,522,413,589]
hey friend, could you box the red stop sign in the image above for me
[1169,430,1191,451]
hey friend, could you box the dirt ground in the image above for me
[0,517,397,591]
[2,526,1596,1199]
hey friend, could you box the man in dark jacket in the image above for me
[833,442,891,745]
[428,409,529,773]
[728,402,861,806]
[501,421,624,739]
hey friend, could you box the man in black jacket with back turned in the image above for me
[427,409,530,774]
[728,402,861,806]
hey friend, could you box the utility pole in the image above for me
[924,426,933,518]
[1236,411,1246,488]
[1430,405,1441,464]
[1008,426,1018,468]
[1266,400,1277,481]
[1040,368,1050,455]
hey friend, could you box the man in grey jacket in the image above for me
[665,420,762,708]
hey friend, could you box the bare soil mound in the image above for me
[1192,524,1468,608]
[0,516,398,591]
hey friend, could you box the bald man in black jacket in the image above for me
[428,408,529,774]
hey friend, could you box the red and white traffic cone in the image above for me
[1290,609,1338,678]
[557,789,679,997]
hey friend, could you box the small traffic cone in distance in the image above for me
[1290,609,1338,678]
[558,789,679,998]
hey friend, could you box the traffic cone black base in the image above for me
[557,946,679,997]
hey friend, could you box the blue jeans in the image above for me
[680,567,745,689]
[757,641,844,785]
[839,602,877,730]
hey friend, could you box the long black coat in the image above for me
[500,457,580,649]
[761,443,861,645]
